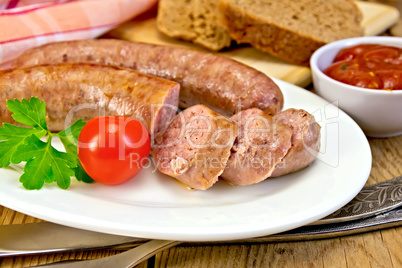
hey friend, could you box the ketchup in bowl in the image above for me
[324,44,402,90]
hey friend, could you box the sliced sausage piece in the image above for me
[220,108,292,186]
[0,63,179,137]
[270,108,321,177]
[152,104,238,190]
[11,39,283,116]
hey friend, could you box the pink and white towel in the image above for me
[0,0,157,66]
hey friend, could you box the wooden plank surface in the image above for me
[106,1,400,88]
[1,1,402,267]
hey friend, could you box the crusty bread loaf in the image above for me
[156,0,232,51]
[218,0,364,65]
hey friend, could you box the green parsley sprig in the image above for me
[0,97,93,190]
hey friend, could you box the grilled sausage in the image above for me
[220,108,292,186]
[152,104,238,190]
[153,106,320,190]
[12,39,283,116]
[270,108,321,177]
[0,63,180,137]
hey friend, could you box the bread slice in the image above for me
[156,0,232,51]
[218,0,364,65]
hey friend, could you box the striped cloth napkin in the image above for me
[0,0,158,67]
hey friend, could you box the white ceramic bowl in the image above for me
[310,36,402,138]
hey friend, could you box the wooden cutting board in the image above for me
[106,1,400,88]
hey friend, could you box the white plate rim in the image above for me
[0,78,372,242]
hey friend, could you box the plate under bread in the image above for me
[0,78,371,241]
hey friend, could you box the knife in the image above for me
[1,175,401,257]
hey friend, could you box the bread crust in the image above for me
[218,0,364,65]
[157,0,232,51]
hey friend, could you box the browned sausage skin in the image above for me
[11,39,283,116]
[270,108,321,177]
[152,104,238,190]
[0,63,180,137]
[220,108,292,186]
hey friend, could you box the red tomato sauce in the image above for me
[324,44,402,90]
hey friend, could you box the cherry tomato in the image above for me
[77,116,151,185]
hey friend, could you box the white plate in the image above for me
[0,78,371,242]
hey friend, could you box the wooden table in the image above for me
[1,1,402,266]
[0,135,401,268]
